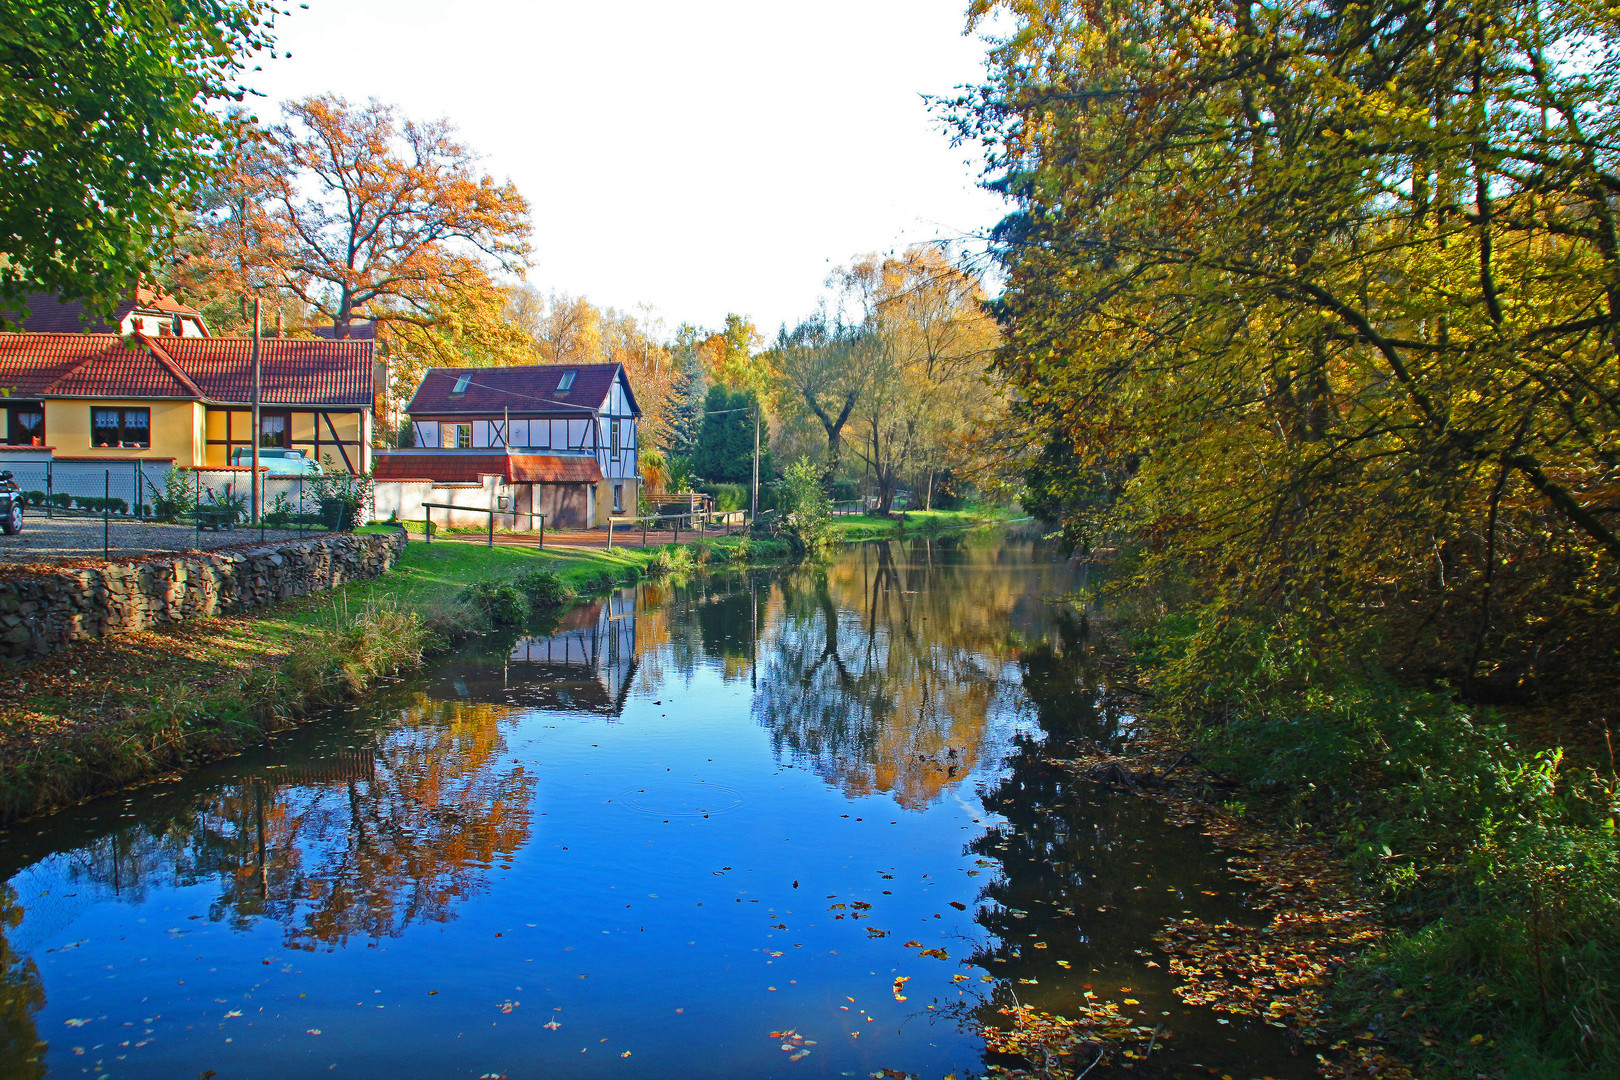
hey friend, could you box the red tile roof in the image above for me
[1,287,204,334]
[0,333,374,406]
[373,451,604,485]
[406,363,640,418]
[157,337,374,406]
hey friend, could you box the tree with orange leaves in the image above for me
[232,94,531,338]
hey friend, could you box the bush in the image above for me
[460,579,525,626]
[771,457,834,556]
[310,468,373,531]
[646,544,695,576]
[515,566,573,608]
[48,492,70,509]
[24,491,43,506]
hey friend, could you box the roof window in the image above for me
[557,370,576,392]
[451,373,472,395]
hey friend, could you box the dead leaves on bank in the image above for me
[1052,733,1415,1080]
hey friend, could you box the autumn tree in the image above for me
[766,312,877,485]
[837,246,1001,512]
[956,0,1620,691]
[699,313,766,392]
[248,94,530,337]
[0,0,277,326]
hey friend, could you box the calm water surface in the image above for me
[0,534,1307,1079]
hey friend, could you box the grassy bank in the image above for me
[1108,591,1620,1079]
[827,506,1017,542]
[0,532,789,825]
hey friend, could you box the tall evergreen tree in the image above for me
[692,386,770,484]
[666,323,707,456]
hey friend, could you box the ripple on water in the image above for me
[616,780,743,817]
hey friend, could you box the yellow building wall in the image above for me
[44,399,203,464]
[598,476,642,523]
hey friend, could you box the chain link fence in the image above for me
[0,459,343,564]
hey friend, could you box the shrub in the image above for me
[515,566,572,608]
[460,579,525,626]
[646,544,695,576]
[48,492,71,509]
[24,491,43,506]
[771,457,834,556]
[310,467,373,531]
[147,469,198,520]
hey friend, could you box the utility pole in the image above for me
[251,298,262,524]
[750,401,760,524]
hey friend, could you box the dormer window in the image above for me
[451,373,472,395]
[557,370,576,392]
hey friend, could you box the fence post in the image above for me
[425,505,432,544]
[194,471,201,550]
[607,516,613,551]
[487,507,495,548]
[134,460,141,517]
[538,513,544,550]
[641,515,647,548]
[103,470,110,561]
[45,460,52,519]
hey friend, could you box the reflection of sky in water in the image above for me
[0,534,1306,1079]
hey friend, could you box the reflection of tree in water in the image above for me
[0,884,45,1080]
[47,701,533,949]
[756,539,1063,808]
[964,621,1248,1074]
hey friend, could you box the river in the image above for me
[0,531,1306,1079]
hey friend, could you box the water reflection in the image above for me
[428,588,641,714]
[0,532,1306,1080]
[756,538,1076,808]
[7,700,532,955]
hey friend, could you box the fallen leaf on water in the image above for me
[918,948,949,960]
[543,1020,561,1031]
[892,976,911,1001]
[949,901,967,910]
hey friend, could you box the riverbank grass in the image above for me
[827,506,1016,542]
[0,532,788,824]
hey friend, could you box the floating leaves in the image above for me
[892,976,911,1001]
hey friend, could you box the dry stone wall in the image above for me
[0,532,407,661]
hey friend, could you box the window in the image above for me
[4,405,43,446]
[455,423,473,448]
[557,370,576,392]
[613,483,623,513]
[451,373,472,394]
[92,407,150,448]
[610,419,620,459]
[259,411,289,448]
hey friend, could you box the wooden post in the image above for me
[751,403,760,525]
[103,470,110,561]
[607,516,614,551]
[251,298,261,524]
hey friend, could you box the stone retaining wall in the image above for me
[0,532,408,661]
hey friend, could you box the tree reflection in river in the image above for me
[33,700,533,951]
[0,884,45,1080]
[756,537,1076,808]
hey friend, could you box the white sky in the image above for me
[243,0,1008,337]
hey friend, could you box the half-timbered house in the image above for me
[372,363,642,529]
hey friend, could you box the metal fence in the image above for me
[0,460,342,563]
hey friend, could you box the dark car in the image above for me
[0,470,22,535]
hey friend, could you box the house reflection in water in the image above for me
[431,587,640,716]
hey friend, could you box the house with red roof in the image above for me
[372,363,641,529]
[0,292,376,473]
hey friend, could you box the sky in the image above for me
[243,0,1010,337]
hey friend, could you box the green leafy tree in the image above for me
[0,0,277,325]
[693,385,770,484]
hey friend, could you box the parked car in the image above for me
[0,470,22,535]
[230,447,322,476]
